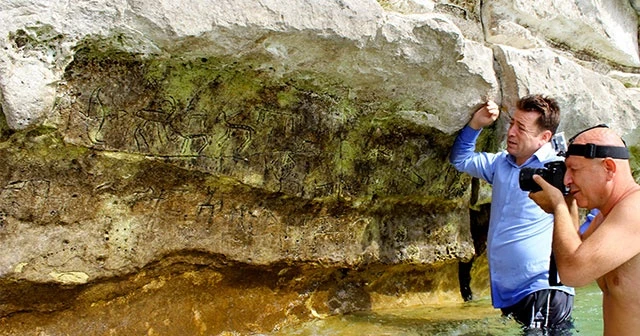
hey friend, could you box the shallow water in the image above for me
[571,282,603,335]
[270,282,603,335]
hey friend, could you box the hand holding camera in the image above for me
[519,131,569,195]
[519,161,569,195]
[519,132,570,213]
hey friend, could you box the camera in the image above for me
[551,132,567,155]
[519,161,569,195]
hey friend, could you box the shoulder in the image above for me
[606,187,640,227]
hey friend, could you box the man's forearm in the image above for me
[568,198,579,231]
[552,201,589,286]
[449,126,480,164]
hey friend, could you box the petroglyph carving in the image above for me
[83,88,129,147]
[217,109,255,160]
[270,151,297,193]
[86,87,107,145]
[404,170,426,188]
[197,189,223,225]
[81,80,235,157]
[171,81,219,156]
[133,96,176,152]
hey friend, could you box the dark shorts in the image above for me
[501,289,574,332]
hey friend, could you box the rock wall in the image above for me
[0,0,639,334]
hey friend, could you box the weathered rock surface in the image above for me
[484,0,640,66]
[0,0,639,334]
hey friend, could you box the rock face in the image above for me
[0,0,639,334]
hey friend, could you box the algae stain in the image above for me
[8,22,65,55]
[62,35,466,201]
[0,126,89,165]
[276,88,299,108]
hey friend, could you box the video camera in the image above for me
[518,132,569,195]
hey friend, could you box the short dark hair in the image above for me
[516,94,561,135]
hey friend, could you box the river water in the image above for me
[270,282,603,335]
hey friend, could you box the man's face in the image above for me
[506,109,548,164]
[564,156,605,209]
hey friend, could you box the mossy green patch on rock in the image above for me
[0,33,480,335]
[8,23,64,52]
[58,37,466,203]
[0,123,472,301]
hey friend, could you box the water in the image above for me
[270,283,603,335]
[571,283,603,334]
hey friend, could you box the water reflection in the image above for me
[270,283,602,336]
[272,299,521,335]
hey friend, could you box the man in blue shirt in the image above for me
[450,95,574,331]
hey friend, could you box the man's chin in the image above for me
[575,195,588,208]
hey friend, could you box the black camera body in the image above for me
[519,161,569,195]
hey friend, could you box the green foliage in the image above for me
[630,146,640,182]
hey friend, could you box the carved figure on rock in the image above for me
[133,96,177,152]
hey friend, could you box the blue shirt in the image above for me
[450,125,574,308]
[580,209,600,235]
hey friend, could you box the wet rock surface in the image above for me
[0,128,471,333]
[1,0,639,334]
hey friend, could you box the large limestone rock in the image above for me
[0,0,639,334]
[484,0,640,67]
[494,45,640,143]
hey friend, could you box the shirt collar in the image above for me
[507,142,557,167]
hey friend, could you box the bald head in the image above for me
[571,127,626,147]
[563,126,636,213]
[565,126,629,160]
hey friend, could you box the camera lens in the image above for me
[519,167,545,192]
[518,161,568,195]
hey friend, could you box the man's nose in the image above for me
[563,172,572,187]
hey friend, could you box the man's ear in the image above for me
[603,158,617,180]
[541,130,553,143]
